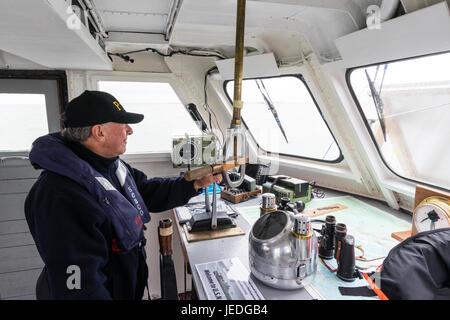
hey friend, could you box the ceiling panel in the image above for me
[0,0,112,70]
[93,0,171,33]
[99,12,167,33]
[170,0,358,59]
[93,0,171,13]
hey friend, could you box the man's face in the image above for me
[101,122,133,157]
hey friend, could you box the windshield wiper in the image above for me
[365,65,388,141]
[255,79,289,143]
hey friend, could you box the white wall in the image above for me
[0,50,48,70]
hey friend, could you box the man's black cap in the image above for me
[64,90,144,127]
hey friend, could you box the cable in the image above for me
[311,219,325,234]
[203,67,225,146]
[355,245,385,263]
[107,47,226,63]
[320,258,337,273]
[310,219,325,234]
[107,52,134,63]
[203,67,216,108]
[356,264,381,270]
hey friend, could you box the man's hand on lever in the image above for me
[193,173,223,192]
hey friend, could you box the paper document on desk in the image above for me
[195,257,265,300]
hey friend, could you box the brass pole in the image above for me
[183,1,247,184]
[232,0,246,128]
[231,0,246,161]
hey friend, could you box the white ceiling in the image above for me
[98,0,383,60]
[0,0,112,70]
[0,0,385,69]
[170,0,359,59]
[93,0,171,33]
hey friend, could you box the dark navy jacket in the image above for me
[24,134,199,300]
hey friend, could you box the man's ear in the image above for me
[90,124,105,141]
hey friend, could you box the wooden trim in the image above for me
[393,185,450,241]
[391,230,411,242]
[414,185,450,209]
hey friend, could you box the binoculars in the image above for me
[318,215,356,282]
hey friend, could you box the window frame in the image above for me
[223,74,344,164]
[346,50,450,192]
[0,69,68,156]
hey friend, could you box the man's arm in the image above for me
[127,163,223,213]
[25,173,113,299]
[129,166,201,213]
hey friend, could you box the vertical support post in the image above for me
[222,0,248,188]
[231,0,246,132]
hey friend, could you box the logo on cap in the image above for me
[113,101,121,111]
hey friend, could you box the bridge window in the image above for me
[97,81,202,154]
[0,94,48,152]
[348,51,450,190]
[0,72,65,155]
[225,75,342,162]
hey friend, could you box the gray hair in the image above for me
[60,111,92,142]
[61,126,93,142]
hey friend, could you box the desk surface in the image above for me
[173,188,412,300]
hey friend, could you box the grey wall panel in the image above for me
[0,166,41,180]
[0,245,41,267]
[4,293,36,300]
[0,179,35,195]
[0,244,43,277]
[0,253,43,274]
[0,220,30,235]
[0,193,28,222]
[0,232,35,248]
[0,268,42,299]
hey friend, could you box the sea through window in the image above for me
[225,75,341,162]
[0,93,48,152]
[97,81,202,154]
[348,51,450,190]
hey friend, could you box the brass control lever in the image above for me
[183,157,248,181]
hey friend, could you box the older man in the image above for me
[24,90,221,300]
